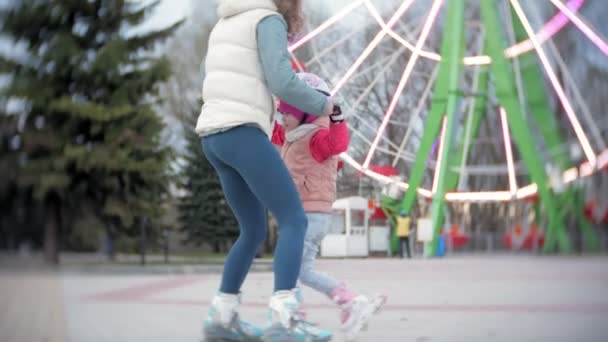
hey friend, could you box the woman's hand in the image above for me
[330,104,344,123]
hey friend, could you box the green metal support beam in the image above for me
[480,0,571,253]
[573,188,601,251]
[510,8,570,170]
[510,8,599,252]
[445,66,489,191]
[395,0,466,256]
[396,10,460,220]
[397,0,464,213]
[510,5,570,251]
[427,0,466,256]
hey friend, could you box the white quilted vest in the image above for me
[196,0,280,137]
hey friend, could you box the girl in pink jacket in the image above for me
[272,72,386,341]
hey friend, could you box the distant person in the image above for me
[397,215,412,258]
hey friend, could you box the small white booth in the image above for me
[320,196,370,258]
[368,225,390,253]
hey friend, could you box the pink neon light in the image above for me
[598,149,608,169]
[293,58,305,71]
[289,51,305,71]
[289,0,365,52]
[500,108,518,194]
[549,0,608,56]
[432,116,448,194]
[361,0,585,66]
[511,0,597,167]
[311,0,605,202]
[331,0,416,96]
[506,0,585,58]
[579,161,594,177]
[362,0,443,169]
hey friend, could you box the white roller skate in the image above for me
[203,292,263,341]
[332,286,387,341]
[263,289,333,342]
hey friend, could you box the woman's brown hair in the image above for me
[274,0,304,39]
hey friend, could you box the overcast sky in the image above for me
[144,0,192,31]
[146,0,354,30]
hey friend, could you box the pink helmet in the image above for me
[277,72,331,124]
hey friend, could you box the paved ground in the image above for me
[0,270,68,342]
[2,256,608,341]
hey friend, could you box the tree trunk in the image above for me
[107,233,116,261]
[44,201,59,264]
[140,217,147,266]
[265,210,277,254]
[163,228,169,264]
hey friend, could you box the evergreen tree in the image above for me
[178,121,239,253]
[0,107,20,249]
[0,0,181,263]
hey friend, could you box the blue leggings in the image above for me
[201,126,308,293]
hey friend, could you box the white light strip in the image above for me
[516,184,538,199]
[432,116,448,194]
[500,108,518,194]
[546,39,607,151]
[362,0,586,66]
[363,1,444,63]
[289,0,365,52]
[340,152,409,190]
[446,191,513,202]
[510,0,597,167]
[362,0,444,169]
[340,149,608,203]
[392,65,439,167]
[331,0,416,96]
[562,167,579,183]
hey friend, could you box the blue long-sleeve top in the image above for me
[200,15,328,116]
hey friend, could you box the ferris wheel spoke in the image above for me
[431,116,448,194]
[510,0,597,167]
[363,0,444,170]
[289,0,365,52]
[305,27,363,67]
[457,34,486,191]
[331,0,416,96]
[364,1,443,63]
[335,45,410,154]
[548,0,608,56]
[543,39,607,151]
[297,0,606,203]
[500,108,519,195]
[392,65,438,167]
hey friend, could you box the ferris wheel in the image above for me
[287,0,608,254]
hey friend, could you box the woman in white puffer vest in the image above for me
[198,1,335,341]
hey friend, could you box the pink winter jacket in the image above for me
[272,116,350,213]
